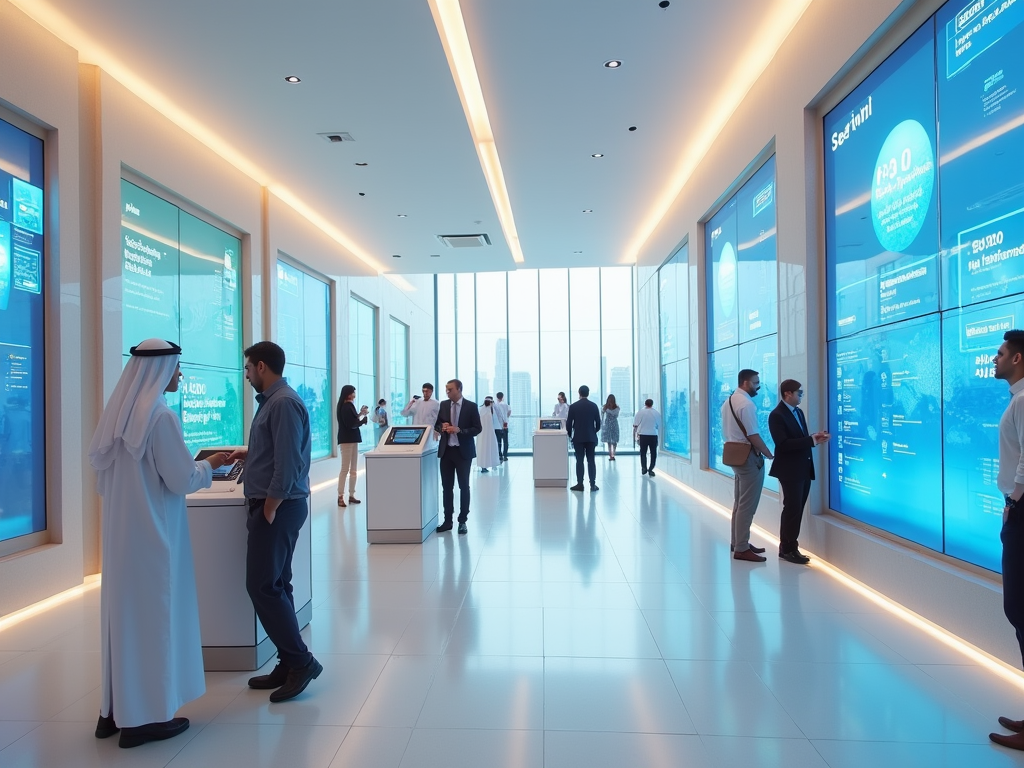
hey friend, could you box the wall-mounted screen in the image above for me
[121,179,243,454]
[828,314,943,551]
[824,0,1024,571]
[659,243,690,458]
[0,118,45,544]
[707,155,778,487]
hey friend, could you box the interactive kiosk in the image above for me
[185,447,312,671]
[364,426,439,543]
[533,418,569,487]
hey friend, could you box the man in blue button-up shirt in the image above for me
[228,341,320,703]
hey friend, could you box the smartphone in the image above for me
[414,395,422,400]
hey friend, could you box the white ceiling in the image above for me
[32,0,798,274]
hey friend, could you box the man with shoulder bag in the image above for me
[721,369,774,562]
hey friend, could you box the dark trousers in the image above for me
[573,442,597,484]
[496,428,508,459]
[246,497,312,670]
[638,435,658,472]
[440,449,472,522]
[778,475,812,554]
[1002,504,1024,666]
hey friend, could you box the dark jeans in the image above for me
[573,441,596,485]
[778,475,812,554]
[1002,500,1024,666]
[246,497,312,670]
[495,428,508,459]
[638,435,658,472]
[440,450,472,523]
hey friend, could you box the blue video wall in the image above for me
[824,0,1024,571]
[659,243,690,457]
[0,118,45,544]
[121,180,244,455]
[707,156,778,487]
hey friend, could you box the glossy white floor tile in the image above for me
[2,457,1024,766]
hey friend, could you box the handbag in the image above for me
[723,396,754,467]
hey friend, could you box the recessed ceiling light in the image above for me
[574,250,583,254]
[583,209,593,213]
[659,1,670,7]
[604,60,622,68]
[430,254,441,258]
[392,254,402,258]
[628,126,637,132]
[591,153,604,158]
[397,214,407,218]
[284,76,301,83]
[358,192,365,196]
[354,162,368,166]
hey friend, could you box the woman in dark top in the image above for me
[336,384,368,507]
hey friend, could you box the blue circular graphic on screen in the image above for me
[870,119,934,253]
[717,242,736,318]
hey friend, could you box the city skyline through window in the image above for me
[435,268,636,454]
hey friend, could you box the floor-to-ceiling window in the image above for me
[389,317,409,425]
[435,268,636,454]
[659,245,690,458]
[277,259,332,459]
[349,295,377,452]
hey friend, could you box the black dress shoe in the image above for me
[118,718,189,749]
[458,522,468,534]
[641,469,648,475]
[590,484,599,491]
[999,716,1024,733]
[436,521,453,532]
[95,714,118,739]
[749,545,766,554]
[248,661,289,689]
[648,470,656,477]
[570,484,584,491]
[991,731,1024,750]
[780,550,811,565]
[270,657,323,702]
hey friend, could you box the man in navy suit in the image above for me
[566,385,602,492]
[768,379,830,564]
[434,379,482,534]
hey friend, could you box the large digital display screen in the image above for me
[0,118,45,544]
[277,260,331,459]
[824,0,1024,571]
[941,295,1024,571]
[707,155,778,481]
[122,180,243,454]
[824,22,940,339]
[659,243,690,458]
[829,315,944,550]
[936,0,1024,309]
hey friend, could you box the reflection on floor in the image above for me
[0,458,1022,767]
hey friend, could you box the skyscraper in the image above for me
[510,370,533,450]
[493,338,508,398]
[610,366,633,413]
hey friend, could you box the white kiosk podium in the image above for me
[185,448,312,671]
[365,426,439,543]
[533,418,569,487]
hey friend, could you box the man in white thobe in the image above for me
[89,338,228,749]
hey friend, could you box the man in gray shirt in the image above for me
[228,341,321,702]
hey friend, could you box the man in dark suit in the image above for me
[434,378,482,535]
[768,379,830,564]
[566,385,602,492]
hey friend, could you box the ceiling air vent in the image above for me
[318,131,354,143]
[436,233,492,248]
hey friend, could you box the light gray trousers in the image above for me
[731,451,765,552]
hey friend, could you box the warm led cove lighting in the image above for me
[428,0,525,265]
[284,75,301,83]
[604,60,622,68]
[657,471,1024,691]
[0,576,101,634]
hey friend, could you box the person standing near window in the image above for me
[601,394,620,461]
[371,398,389,445]
[552,392,569,421]
[336,384,368,507]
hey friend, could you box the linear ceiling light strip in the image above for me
[428,0,525,265]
